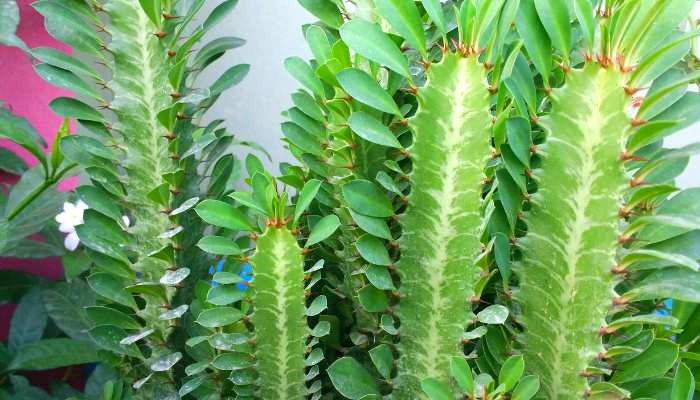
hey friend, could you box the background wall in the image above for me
[198,0,313,170]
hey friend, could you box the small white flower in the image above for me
[55,200,88,251]
[64,231,81,251]
[55,200,130,252]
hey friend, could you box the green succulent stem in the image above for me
[106,0,174,271]
[251,226,308,399]
[395,52,492,397]
[104,0,179,393]
[516,63,630,399]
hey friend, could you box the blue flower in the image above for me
[209,259,225,287]
[237,263,253,291]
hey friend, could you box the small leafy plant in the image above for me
[421,356,539,400]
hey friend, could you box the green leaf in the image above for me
[285,56,325,98]
[305,25,332,64]
[282,122,323,156]
[358,285,388,312]
[306,214,340,247]
[638,189,700,243]
[212,272,243,284]
[138,0,161,28]
[196,307,243,328]
[0,148,28,175]
[628,268,700,302]
[608,314,678,330]
[297,0,343,29]
[89,325,142,358]
[85,306,140,330]
[572,0,594,53]
[515,0,551,86]
[34,63,100,100]
[497,169,523,229]
[356,234,392,266]
[211,352,253,370]
[534,0,571,62]
[368,345,393,379]
[42,281,94,341]
[349,111,402,148]
[421,378,452,400]
[60,135,115,163]
[349,209,392,240]
[291,90,325,121]
[170,196,200,216]
[203,0,238,31]
[375,0,427,59]
[197,235,242,255]
[206,285,244,306]
[327,357,381,399]
[421,0,447,36]
[192,36,246,71]
[195,199,253,231]
[82,209,127,245]
[294,179,322,224]
[32,1,101,54]
[337,68,401,116]
[0,110,47,167]
[511,376,541,400]
[305,295,328,316]
[179,375,207,397]
[506,117,531,167]
[210,64,250,95]
[30,47,98,78]
[365,264,395,290]
[75,186,122,223]
[638,70,700,120]
[450,356,474,395]
[631,29,700,87]
[339,19,411,78]
[342,179,393,217]
[49,97,104,122]
[9,288,47,354]
[0,0,23,48]
[671,362,694,400]
[8,338,99,370]
[87,273,136,309]
[611,339,679,384]
[627,120,680,154]
[477,304,509,324]
[499,355,524,391]
[621,249,698,271]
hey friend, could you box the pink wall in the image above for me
[0,0,76,191]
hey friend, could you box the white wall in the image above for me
[199,0,313,171]
[200,1,699,187]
